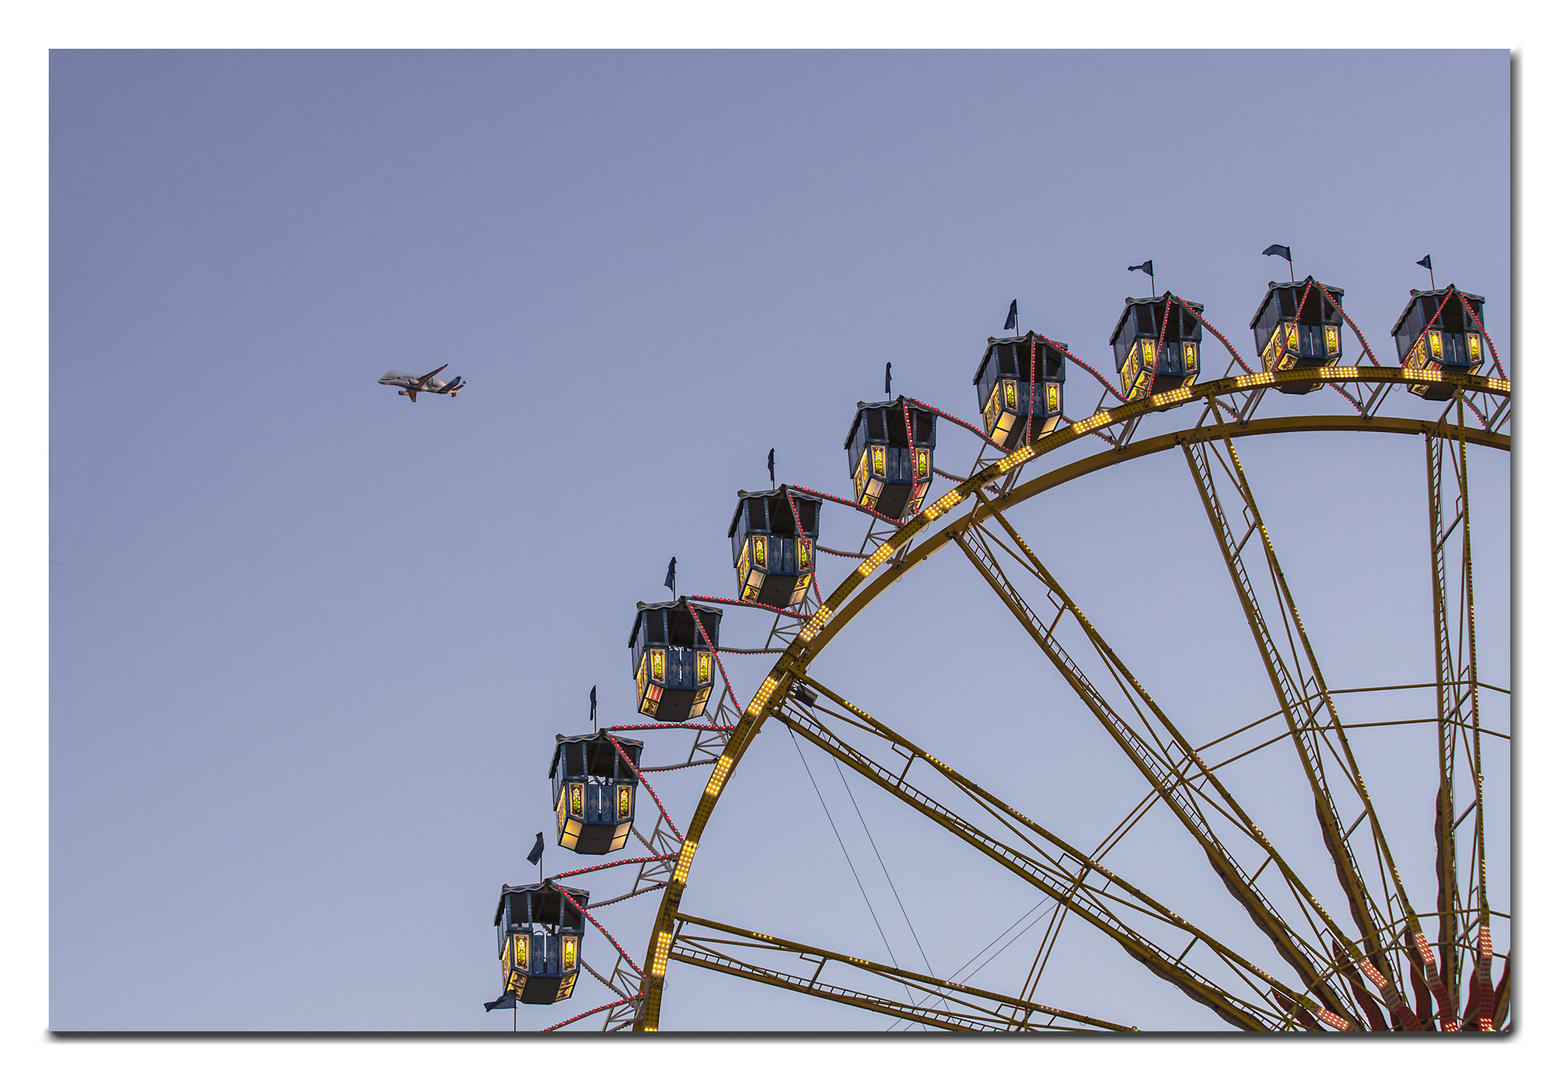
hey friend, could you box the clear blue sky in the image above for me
[47,49,1511,1035]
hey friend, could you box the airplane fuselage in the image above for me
[378,366,464,402]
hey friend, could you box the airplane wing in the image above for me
[414,364,449,386]
[406,388,418,403]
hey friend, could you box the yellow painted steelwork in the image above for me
[635,368,1509,1031]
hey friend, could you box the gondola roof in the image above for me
[842,396,937,449]
[493,881,590,926]
[726,486,822,538]
[1389,285,1487,336]
[972,331,1073,385]
[1107,293,1204,347]
[628,598,723,649]
[1248,278,1345,329]
[548,730,645,780]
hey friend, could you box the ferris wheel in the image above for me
[489,272,1510,1033]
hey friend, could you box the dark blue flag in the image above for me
[1128,260,1153,277]
[526,831,544,865]
[1262,243,1291,261]
[1003,299,1018,331]
[767,448,775,487]
[664,556,676,595]
[1417,254,1433,270]
[589,685,597,729]
[884,362,892,396]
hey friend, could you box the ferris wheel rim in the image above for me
[635,368,1510,1031]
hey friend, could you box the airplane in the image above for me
[378,364,465,403]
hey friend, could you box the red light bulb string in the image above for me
[608,734,683,843]
[560,886,644,978]
[551,852,678,881]
[1172,296,1253,376]
[541,992,646,1033]
[1455,293,1506,379]
[687,605,744,719]
[1310,281,1379,367]
[781,486,827,610]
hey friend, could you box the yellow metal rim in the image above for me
[637,368,1510,1030]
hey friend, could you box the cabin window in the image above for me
[669,612,693,648]
[797,499,818,535]
[747,499,767,533]
[768,497,793,534]
[997,343,1017,375]
[585,740,615,777]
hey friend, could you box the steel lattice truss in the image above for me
[532,355,1509,1033]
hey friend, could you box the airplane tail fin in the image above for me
[443,376,464,396]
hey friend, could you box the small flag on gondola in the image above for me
[664,556,677,596]
[884,362,892,396]
[1262,243,1295,281]
[1003,299,1018,331]
[526,831,545,865]
[1417,254,1433,270]
[1128,260,1155,294]
[767,448,775,486]
[589,685,597,730]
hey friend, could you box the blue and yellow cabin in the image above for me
[1110,294,1203,401]
[1391,285,1489,400]
[629,600,722,722]
[1249,277,1346,394]
[844,397,937,520]
[973,332,1067,449]
[550,731,643,855]
[486,882,588,1008]
[729,487,821,609]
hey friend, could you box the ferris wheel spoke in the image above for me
[950,513,1370,1019]
[1427,396,1496,1028]
[665,913,1129,1031]
[1018,786,1169,1002]
[1182,431,1452,1017]
[775,682,1310,1030]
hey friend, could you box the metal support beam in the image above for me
[668,913,1130,1032]
[954,512,1360,1022]
[1425,429,1470,1024]
[1453,393,1494,1030]
[775,683,1307,1030]
[1183,430,1430,1017]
